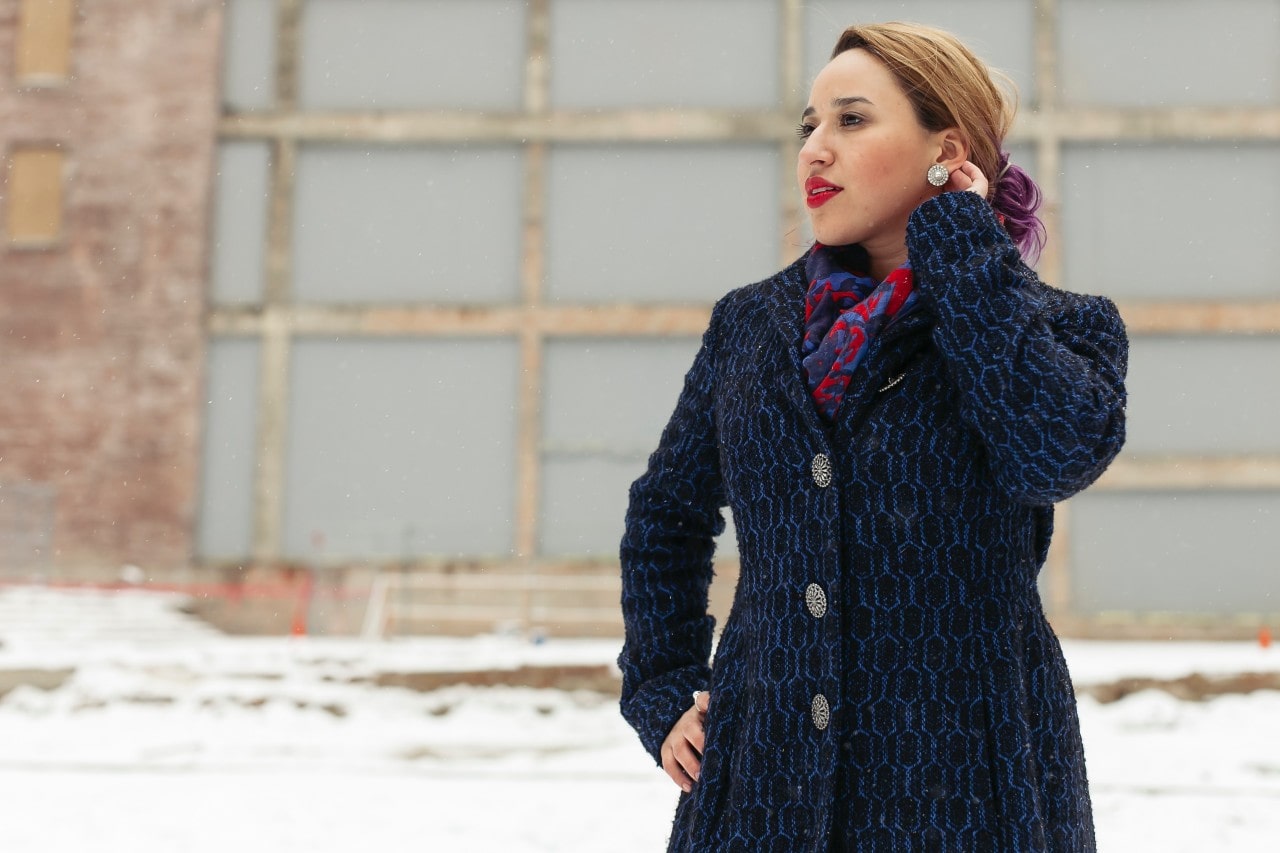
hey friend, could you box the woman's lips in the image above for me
[805,176,842,209]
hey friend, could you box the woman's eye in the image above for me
[796,114,861,138]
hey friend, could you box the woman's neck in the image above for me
[864,242,908,282]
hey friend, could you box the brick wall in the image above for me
[0,0,223,575]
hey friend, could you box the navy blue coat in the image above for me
[619,192,1128,851]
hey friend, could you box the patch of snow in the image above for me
[1,586,1277,851]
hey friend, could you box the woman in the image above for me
[618,21,1126,853]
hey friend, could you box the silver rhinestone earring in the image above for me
[927,164,949,187]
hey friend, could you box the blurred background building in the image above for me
[1,0,1277,637]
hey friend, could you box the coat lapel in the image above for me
[760,255,831,438]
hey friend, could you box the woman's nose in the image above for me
[800,135,829,166]
[799,128,829,164]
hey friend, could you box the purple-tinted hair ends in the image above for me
[992,153,1046,263]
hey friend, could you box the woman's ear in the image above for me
[936,128,970,170]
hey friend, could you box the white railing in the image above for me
[361,571,622,639]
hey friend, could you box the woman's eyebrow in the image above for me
[801,95,874,118]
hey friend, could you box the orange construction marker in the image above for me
[1260,626,1273,650]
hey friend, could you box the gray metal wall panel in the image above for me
[283,339,519,558]
[1062,144,1280,299]
[546,145,780,303]
[541,338,700,556]
[221,0,277,111]
[298,0,527,110]
[1124,337,1280,455]
[1060,0,1280,106]
[210,141,270,305]
[197,340,261,558]
[1072,491,1280,613]
[292,145,523,304]
[550,0,779,109]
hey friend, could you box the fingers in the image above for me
[953,160,989,197]
[663,734,702,792]
[687,690,709,759]
[660,704,708,793]
[687,714,707,756]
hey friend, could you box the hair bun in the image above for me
[991,153,1046,262]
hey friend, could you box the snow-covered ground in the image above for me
[1,586,1279,852]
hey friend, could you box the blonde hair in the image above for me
[831,22,1045,258]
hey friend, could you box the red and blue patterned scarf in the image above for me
[801,243,919,421]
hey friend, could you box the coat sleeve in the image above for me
[617,304,727,765]
[907,191,1128,506]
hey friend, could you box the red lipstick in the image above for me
[805,176,842,209]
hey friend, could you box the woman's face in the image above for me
[797,48,949,254]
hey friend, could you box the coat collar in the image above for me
[761,252,811,368]
[760,254,826,435]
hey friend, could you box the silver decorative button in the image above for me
[811,453,833,488]
[811,693,830,730]
[804,583,827,618]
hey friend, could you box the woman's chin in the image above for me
[811,228,860,248]
[807,213,863,248]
